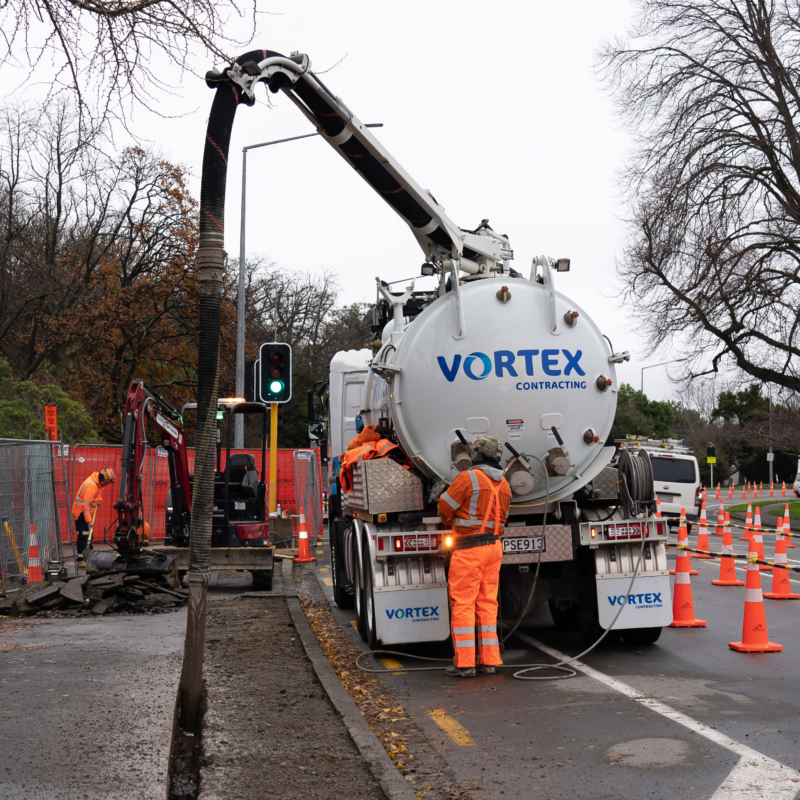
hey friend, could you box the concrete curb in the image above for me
[283,561,418,800]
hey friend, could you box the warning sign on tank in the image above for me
[505,419,524,440]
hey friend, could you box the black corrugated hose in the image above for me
[180,49,280,734]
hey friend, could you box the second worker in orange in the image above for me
[438,436,511,678]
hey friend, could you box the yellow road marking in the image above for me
[429,709,475,747]
[350,620,358,629]
[323,578,333,586]
[319,567,329,573]
[316,549,324,554]
[379,657,406,675]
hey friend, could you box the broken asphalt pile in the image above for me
[0,573,188,618]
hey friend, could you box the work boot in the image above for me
[75,553,84,563]
[479,665,497,675]
[445,664,476,678]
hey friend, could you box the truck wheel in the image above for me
[548,599,579,631]
[330,531,354,609]
[252,571,273,591]
[354,539,367,642]
[621,627,662,646]
[364,554,379,651]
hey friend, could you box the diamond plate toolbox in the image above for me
[502,525,574,564]
[589,466,619,501]
[347,459,424,514]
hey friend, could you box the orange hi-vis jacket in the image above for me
[339,437,412,493]
[71,472,104,524]
[438,464,512,537]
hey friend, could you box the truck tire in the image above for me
[354,537,367,642]
[364,553,379,650]
[620,627,662,646]
[252,571,273,591]
[330,528,354,609]
[548,599,580,631]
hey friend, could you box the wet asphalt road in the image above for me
[314,513,800,800]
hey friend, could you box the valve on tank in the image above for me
[545,426,574,477]
[451,429,473,472]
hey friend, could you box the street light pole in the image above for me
[234,124,384,448]
[640,359,682,414]
[769,393,774,485]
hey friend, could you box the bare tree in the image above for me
[0,0,256,131]
[601,0,800,393]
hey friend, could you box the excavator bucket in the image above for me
[85,548,178,582]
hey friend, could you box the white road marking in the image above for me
[515,632,800,799]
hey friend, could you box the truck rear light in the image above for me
[378,538,384,551]
[394,537,403,551]
[590,527,597,538]
[445,535,453,548]
[655,522,664,537]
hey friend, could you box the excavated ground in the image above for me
[198,596,386,800]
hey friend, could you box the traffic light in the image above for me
[259,342,292,403]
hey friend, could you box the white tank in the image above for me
[362,275,620,504]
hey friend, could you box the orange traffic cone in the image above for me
[693,503,712,559]
[769,483,774,498]
[715,484,720,500]
[27,525,42,583]
[670,510,698,575]
[739,501,753,541]
[783,507,796,548]
[712,505,724,537]
[294,507,316,563]
[727,484,733,499]
[728,550,782,652]
[655,496,662,518]
[669,532,707,628]
[782,482,786,497]
[752,508,770,572]
[764,518,800,599]
[712,512,745,586]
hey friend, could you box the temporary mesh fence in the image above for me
[68,444,317,543]
[0,440,72,593]
[293,450,324,544]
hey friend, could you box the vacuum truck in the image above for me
[200,48,672,648]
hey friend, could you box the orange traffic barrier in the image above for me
[27,525,42,583]
[764,518,800,600]
[712,512,744,587]
[670,531,706,628]
[693,503,712,559]
[728,550,782,652]
[670,509,698,575]
[751,508,770,572]
[739,501,753,542]
[784,507,796,549]
[294,507,316,563]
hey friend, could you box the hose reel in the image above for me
[617,448,655,518]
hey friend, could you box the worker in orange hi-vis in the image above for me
[438,436,511,678]
[71,468,115,562]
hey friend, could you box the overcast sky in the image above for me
[128,0,689,403]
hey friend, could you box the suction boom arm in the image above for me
[207,51,513,273]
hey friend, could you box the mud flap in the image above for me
[596,574,672,630]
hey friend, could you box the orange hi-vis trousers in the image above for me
[449,540,503,668]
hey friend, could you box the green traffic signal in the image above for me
[270,379,284,394]
[259,342,292,403]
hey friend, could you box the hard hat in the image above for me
[100,468,115,483]
[471,436,503,462]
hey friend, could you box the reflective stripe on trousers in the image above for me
[448,540,503,668]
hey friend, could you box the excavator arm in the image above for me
[206,52,513,275]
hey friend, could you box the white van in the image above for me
[793,472,800,498]
[618,439,701,524]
